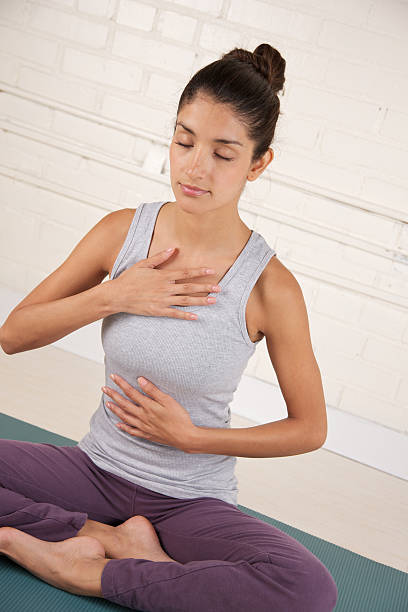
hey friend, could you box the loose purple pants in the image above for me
[0,439,338,611]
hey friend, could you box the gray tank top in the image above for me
[78,200,276,506]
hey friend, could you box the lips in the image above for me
[180,183,209,195]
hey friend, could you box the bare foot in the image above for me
[78,515,180,563]
[0,526,108,597]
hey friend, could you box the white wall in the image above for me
[0,0,407,479]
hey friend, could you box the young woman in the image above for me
[0,44,338,611]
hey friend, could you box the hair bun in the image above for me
[252,44,285,95]
[222,44,286,96]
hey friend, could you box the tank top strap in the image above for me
[110,201,163,281]
[223,231,276,347]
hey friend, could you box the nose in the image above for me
[185,146,207,180]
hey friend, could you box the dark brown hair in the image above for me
[174,43,286,164]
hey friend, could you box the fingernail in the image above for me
[110,374,116,381]
[166,247,175,252]
[139,377,147,385]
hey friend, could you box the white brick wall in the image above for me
[0,0,407,474]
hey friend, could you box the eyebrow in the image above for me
[175,121,243,146]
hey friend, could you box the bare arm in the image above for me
[0,209,133,355]
[0,283,116,354]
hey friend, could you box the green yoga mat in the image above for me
[1,412,407,611]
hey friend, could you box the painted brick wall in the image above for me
[0,0,407,441]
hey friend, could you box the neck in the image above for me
[168,199,251,256]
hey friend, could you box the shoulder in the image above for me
[257,255,307,337]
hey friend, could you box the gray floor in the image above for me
[1,344,407,573]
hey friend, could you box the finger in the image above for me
[167,282,220,296]
[108,402,144,429]
[111,374,160,407]
[161,308,198,320]
[164,267,215,282]
[105,386,145,413]
[137,377,168,404]
[144,247,177,267]
[116,421,150,439]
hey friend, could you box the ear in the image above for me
[247,148,274,182]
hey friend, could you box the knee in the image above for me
[293,556,338,612]
[255,553,338,612]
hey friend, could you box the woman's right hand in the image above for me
[108,248,221,319]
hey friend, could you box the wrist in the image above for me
[185,426,205,454]
[99,280,121,316]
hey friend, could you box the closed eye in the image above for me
[175,142,233,162]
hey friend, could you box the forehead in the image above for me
[177,94,248,142]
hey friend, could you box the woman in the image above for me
[0,44,338,611]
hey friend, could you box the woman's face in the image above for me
[169,93,270,213]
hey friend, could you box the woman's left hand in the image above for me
[102,374,198,453]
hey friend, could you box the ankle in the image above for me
[76,520,118,556]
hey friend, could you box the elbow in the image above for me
[313,430,327,450]
[0,327,17,355]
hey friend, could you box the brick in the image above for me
[277,113,320,149]
[35,218,84,270]
[116,0,156,31]
[0,206,38,264]
[233,0,321,43]
[0,0,27,25]
[305,0,372,24]
[146,73,186,107]
[112,30,195,74]
[18,66,97,111]
[101,93,172,137]
[375,266,408,301]
[53,110,134,156]
[85,158,144,191]
[43,161,122,204]
[363,336,408,375]
[0,255,27,294]
[308,310,366,357]
[358,300,408,341]
[318,20,408,73]
[272,149,362,200]
[314,284,363,323]
[303,194,398,247]
[340,386,405,430]
[398,223,408,252]
[395,378,408,419]
[284,48,329,86]
[0,91,53,129]
[1,130,80,174]
[0,24,58,67]
[28,4,108,48]
[317,343,400,397]
[157,10,197,45]
[77,0,115,18]
[367,0,408,39]
[285,83,380,132]
[381,109,408,145]
[362,177,408,216]
[200,22,248,53]
[62,47,143,91]
[0,174,90,230]
[324,58,408,111]
[0,53,19,85]
[172,0,223,15]
[321,129,408,180]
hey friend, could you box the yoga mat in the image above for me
[1,412,407,611]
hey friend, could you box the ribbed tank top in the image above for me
[78,200,276,506]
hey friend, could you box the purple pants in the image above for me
[0,439,338,611]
